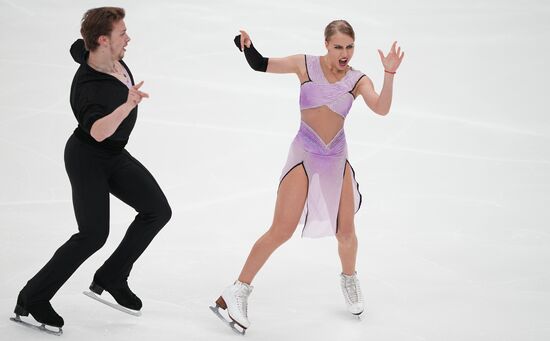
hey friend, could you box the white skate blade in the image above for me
[10,315,63,336]
[209,305,246,335]
[83,291,142,317]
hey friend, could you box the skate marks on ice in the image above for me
[83,291,142,317]
[209,301,246,336]
[9,315,62,336]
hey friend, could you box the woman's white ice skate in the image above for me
[210,281,253,335]
[340,272,365,319]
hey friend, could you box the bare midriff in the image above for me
[301,106,344,145]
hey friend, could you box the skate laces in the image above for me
[234,282,252,317]
[342,273,362,304]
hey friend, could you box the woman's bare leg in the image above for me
[237,165,308,284]
[336,162,358,275]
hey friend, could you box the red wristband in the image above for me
[384,70,396,74]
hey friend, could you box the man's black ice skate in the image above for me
[10,292,64,335]
[83,278,142,316]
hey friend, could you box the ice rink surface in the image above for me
[1,0,549,340]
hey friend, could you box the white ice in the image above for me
[1,0,549,340]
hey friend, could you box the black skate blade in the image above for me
[209,305,246,335]
[10,315,63,336]
[83,291,142,317]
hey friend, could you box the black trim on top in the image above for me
[348,74,366,99]
[300,54,312,85]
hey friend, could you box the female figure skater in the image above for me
[11,7,171,334]
[212,20,404,333]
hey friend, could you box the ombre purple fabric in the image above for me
[300,55,365,118]
[279,55,364,238]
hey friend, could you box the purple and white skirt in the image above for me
[279,121,362,238]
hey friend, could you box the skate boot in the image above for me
[340,272,364,317]
[210,280,253,334]
[83,277,142,316]
[11,291,64,335]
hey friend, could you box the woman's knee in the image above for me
[266,224,295,244]
[336,227,356,245]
